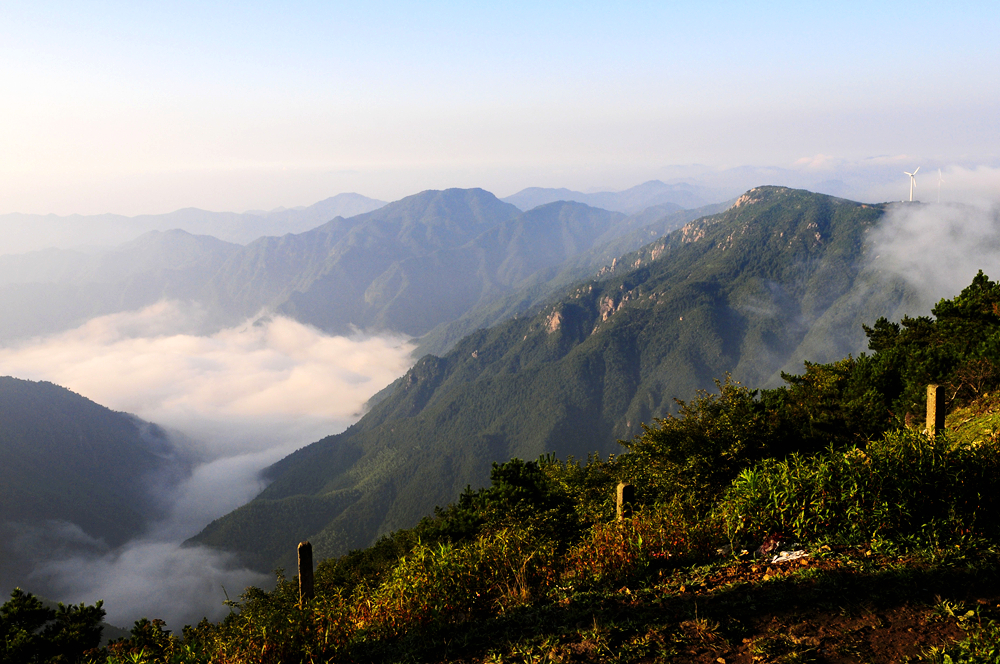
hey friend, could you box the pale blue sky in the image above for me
[2,1,998,214]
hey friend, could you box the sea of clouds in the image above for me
[0,301,415,627]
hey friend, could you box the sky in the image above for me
[2,1,999,216]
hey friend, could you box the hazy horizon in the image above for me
[3,3,998,216]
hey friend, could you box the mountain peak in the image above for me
[730,186,793,209]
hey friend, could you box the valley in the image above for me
[2,184,997,662]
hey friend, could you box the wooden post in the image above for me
[926,384,945,438]
[616,482,634,520]
[298,541,314,603]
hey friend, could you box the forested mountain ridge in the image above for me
[0,188,727,345]
[192,186,920,573]
[0,377,184,593]
[74,188,720,341]
[414,201,730,357]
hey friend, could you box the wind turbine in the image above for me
[904,167,920,202]
[937,168,944,203]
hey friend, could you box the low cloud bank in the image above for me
[0,301,415,455]
[0,302,416,627]
[870,202,1000,307]
[9,521,269,629]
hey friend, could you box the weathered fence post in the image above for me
[926,384,945,438]
[298,541,314,603]
[616,482,634,520]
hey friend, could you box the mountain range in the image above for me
[0,192,387,254]
[190,187,924,573]
[501,180,724,213]
[2,184,934,595]
[0,188,728,346]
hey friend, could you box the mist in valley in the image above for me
[871,201,1000,308]
[0,301,415,627]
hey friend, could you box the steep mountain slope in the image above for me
[353,201,627,334]
[0,377,183,592]
[415,201,730,357]
[193,187,922,572]
[0,230,241,341]
[203,188,522,334]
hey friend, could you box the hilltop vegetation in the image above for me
[63,271,1000,663]
[193,187,926,574]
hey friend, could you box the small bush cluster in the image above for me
[721,430,1000,548]
[564,505,721,585]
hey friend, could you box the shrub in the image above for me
[616,377,793,508]
[720,429,1000,548]
[1,588,104,664]
[209,583,353,664]
[564,504,722,586]
[360,525,558,639]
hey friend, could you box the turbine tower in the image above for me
[904,167,920,202]
[937,168,944,203]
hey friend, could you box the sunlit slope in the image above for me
[0,377,180,591]
[192,187,914,571]
[414,201,730,357]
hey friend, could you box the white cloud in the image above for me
[27,532,270,629]
[870,201,1000,306]
[0,301,416,455]
[0,301,416,628]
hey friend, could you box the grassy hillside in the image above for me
[88,271,1000,664]
[192,187,929,574]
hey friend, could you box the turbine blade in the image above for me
[914,166,920,175]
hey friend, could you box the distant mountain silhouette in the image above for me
[0,230,241,340]
[502,180,724,213]
[0,192,386,253]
